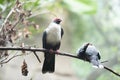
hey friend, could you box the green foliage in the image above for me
[22,0,40,10]
[98,64,120,80]
[72,59,92,78]
[0,0,4,4]
[0,0,120,80]
[28,26,44,35]
[0,0,14,13]
[67,0,120,80]
[63,0,97,14]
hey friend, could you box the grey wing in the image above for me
[42,31,47,48]
[61,28,64,38]
[90,55,99,66]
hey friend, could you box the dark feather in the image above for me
[61,28,64,38]
[42,31,47,48]
[97,53,101,59]
[42,52,55,73]
[42,31,61,73]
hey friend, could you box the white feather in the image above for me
[46,22,62,45]
[92,64,104,69]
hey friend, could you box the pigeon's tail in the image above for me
[91,59,104,69]
[42,52,55,74]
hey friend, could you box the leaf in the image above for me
[0,0,4,4]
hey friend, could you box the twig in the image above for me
[0,53,23,64]
[0,56,9,63]
[104,66,120,77]
[11,13,24,30]
[0,47,120,77]
[26,10,49,19]
[26,11,57,20]
[0,47,46,52]
[0,8,14,32]
[33,51,41,63]
[101,60,108,63]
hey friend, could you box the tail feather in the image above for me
[91,59,103,69]
[42,52,55,73]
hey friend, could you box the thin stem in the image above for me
[0,8,14,33]
[104,66,120,77]
[0,54,23,64]
[33,51,41,63]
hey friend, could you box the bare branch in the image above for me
[33,51,41,63]
[104,66,120,77]
[0,47,120,77]
[11,13,24,30]
[0,47,46,52]
[0,8,14,33]
[0,53,23,64]
[0,47,79,59]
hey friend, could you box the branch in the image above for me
[0,47,79,59]
[0,53,23,64]
[0,47,120,77]
[11,13,24,30]
[0,47,46,52]
[33,51,41,63]
[86,55,119,80]
[104,66,120,77]
[0,8,14,33]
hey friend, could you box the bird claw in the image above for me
[49,49,54,54]
[49,49,59,54]
[55,50,60,55]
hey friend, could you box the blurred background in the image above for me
[0,0,120,80]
